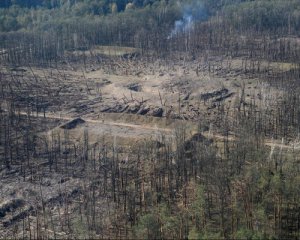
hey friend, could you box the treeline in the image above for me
[1,21,300,66]
[0,0,300,65]
[0,0,152,10]
[223,0,300,33]
[1,0,300,33]
[0,0,151,31]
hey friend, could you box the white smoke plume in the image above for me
[168,1,207,39]
[168,13,194,39]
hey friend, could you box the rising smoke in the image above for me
[168,1,208,39]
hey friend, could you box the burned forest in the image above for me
[0,0,300,239]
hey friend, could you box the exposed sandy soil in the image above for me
[0,51,294,148]
[1,50,299,237]
[1,54,281,121]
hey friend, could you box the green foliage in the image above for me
[1,0,299,33]
[236,228,258,240]
[188,226,200,239]
[198,231,222,240]
[134,203,183,239]
[191,185,205,213]
[134,213,161,239]
[223,0,300,32]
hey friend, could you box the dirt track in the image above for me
[7,109,299,150]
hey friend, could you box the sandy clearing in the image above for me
[7,109,299,150]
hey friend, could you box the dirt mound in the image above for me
[60,118,85,129]
[100,102,164,118]
[127,83,142,92]
[184,133,212,150]
[0,199,25,218]
[122,52,140,59]
[137,105,150,115]
[200,88,233,102]
[148,107,164,117]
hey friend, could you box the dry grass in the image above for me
[70,45,140,57]
[92,45,140,56]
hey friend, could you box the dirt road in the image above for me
[4,109,299,150]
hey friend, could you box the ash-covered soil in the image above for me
[0,53,291,237]
[1,54,284,126]
[0,55,251,122]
